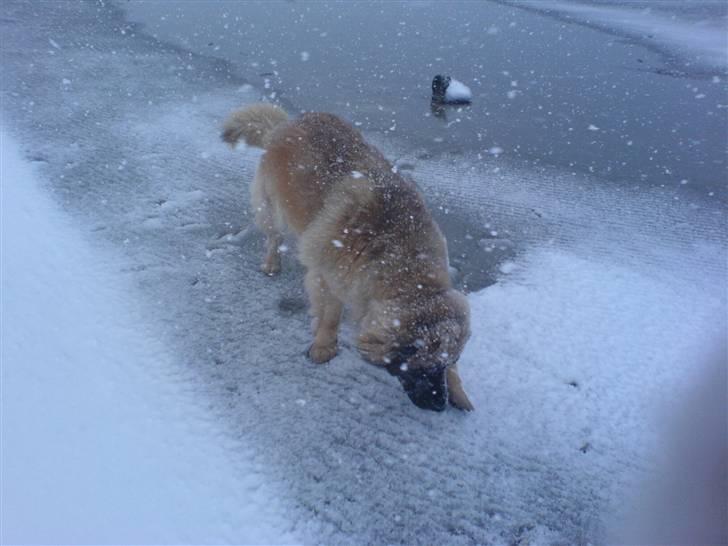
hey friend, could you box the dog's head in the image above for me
[357,289,470,411]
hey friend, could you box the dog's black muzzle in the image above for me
[386,361,448,412]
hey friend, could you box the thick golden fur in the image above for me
[223,103,474,411]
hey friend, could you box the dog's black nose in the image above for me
[397,367,448,412]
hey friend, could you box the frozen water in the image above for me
[123,0,728,197]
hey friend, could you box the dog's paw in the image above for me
[307,342,338,364]
[448,390,475,412]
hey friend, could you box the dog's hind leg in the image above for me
[251,168,283,276]
[305,270,343,363]
[260,225,282,276]
[447,363,474,411]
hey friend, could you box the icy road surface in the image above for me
[1,1,726,544]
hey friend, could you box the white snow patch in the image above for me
[0,130,294,544]
[462,248,725,470]
[445,79,472,102]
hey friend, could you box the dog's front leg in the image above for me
[262,233,283,276]
[304,270,342,363]
[447,363,474,411]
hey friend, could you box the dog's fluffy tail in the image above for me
[221,103,289,149]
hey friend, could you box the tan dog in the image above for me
[222,103,473,411]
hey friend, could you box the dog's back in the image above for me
[262,113,392,232]
[263,113,452,293]
[223,105,428,237]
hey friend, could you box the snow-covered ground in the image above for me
[1,1,726,544]
[1,129,295,544]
